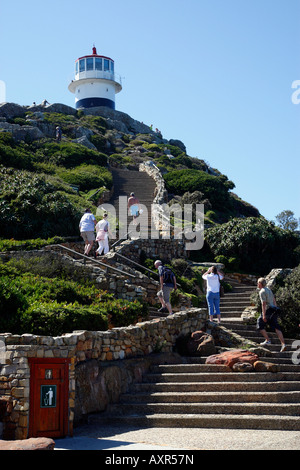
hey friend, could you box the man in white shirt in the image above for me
[79,209,96,256]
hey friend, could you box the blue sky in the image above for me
[0,0,299,223]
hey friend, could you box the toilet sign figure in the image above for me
[40,385,57,408]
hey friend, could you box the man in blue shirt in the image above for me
[79,209,97,256]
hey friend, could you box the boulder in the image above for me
[205,349,259,368]
[72,135,97,150]
[0,437,55,450]
[169,139,186,153]
[0,121,44,142]
[232,362,254,372]
[0,102,25,119]
[186,331,216,356]
[253,361,278,373]
[45,103,77,115]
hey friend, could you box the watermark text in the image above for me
[291,80,300,104]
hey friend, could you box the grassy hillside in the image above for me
[0,103,299,274]
[0,104,260,240]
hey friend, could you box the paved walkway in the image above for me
[54,423,300,450]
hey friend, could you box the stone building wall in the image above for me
[0,307,207,439]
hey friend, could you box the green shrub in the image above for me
[0,236,64,252]
[21,301,108,336]
[106,299,148,327]
[0,133,33,170]
[164,169,231,210]
[37,142,107,168]
[0,261,147,335]
[276,265,300,339]
[90,134,108,152]
[56,164,113,191]
[79,115,108,131]
[206,217,300,274]
[0,278,27,332]
[228,257,240,271]
[205,210,217,221]
[214,255,228,266]
[0,167,81,239]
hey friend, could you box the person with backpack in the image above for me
[154,260,177,315]
[256,277,286,352]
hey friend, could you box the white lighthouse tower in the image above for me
[68,46,122,110]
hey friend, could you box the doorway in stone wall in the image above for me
[28,358,70,438]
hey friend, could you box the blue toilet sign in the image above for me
[40,385,57,408]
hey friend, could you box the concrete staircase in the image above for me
[108,168,156,230]
[89,278,300,431]
[220,278,256,324]
[88,168,300,430]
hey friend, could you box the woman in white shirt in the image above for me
[202,266,224,323]
[95,213,112,256]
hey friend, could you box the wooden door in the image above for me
[29,358,70,438]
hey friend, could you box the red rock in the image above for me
[205,349,259,368]
[0,437,55,450]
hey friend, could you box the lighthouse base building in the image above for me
[68,47,122,110]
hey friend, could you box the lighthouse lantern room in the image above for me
[68,46,122,110]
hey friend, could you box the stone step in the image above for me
[131,381,300,393]
[143,371,300,383]
[220,303,250,309]
[119,390,300,404]
[93,412,300,431]
[109,402,300,417]
[150,364,231,373]
[184,356,299,368]
[150,362,298,373]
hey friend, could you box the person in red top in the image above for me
[127,192,140,225]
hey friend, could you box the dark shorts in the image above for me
[256,307,282,332]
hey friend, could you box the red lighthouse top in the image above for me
[77,46,113,62]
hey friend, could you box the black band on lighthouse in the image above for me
[76,97,115,109]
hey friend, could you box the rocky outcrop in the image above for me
[169,139,186,153]
[82,106,153,135]
[0,102,25,119]
[0,437,55,450]
[26,102,77,116]
[0,121,44,142]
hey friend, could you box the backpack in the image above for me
[266,306,282,318]
[161,266,175,286]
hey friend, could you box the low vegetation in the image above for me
[0,256,148,336]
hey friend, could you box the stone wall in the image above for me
[115,237,186,263]
[0,307,207,439]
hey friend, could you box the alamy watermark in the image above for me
[97,199,204,251]
[292,340,300,365]
[291,80,300,104]
[0,80,6,103]
[0,339,6,365]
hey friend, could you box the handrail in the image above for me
[113,252,159,278]
[47,244,136,278]
[113,251,181,287]
[110,230,133,251]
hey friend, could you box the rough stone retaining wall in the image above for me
[0,308,207,439]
